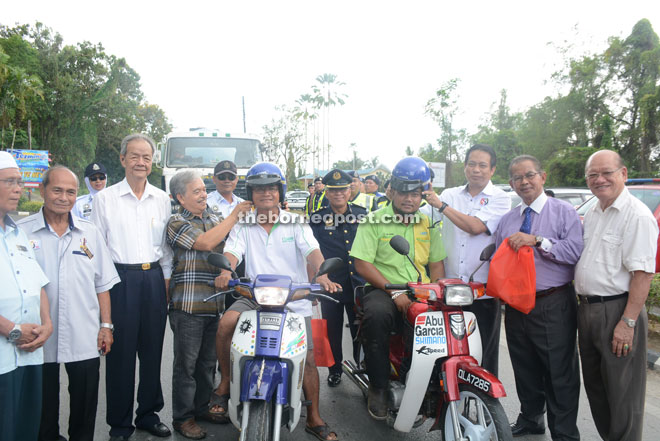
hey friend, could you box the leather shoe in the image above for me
[510,421,545,437]
[367,386,388,420]
[327,373,342,387]
[173,418,206,440]
[139,422,172,437]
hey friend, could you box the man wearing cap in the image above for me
[306,176,328,216]
[207,160,245,219]
[363,174,383,198]
[0,151,52,441]
[309,169,367,387]
[575,150,658,441]
[307,183,315,195]
[72,162,108,220]
[18,165,120,441]
[347,171,376,212]
[92,133,174,440]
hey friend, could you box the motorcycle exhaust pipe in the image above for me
[342,360,369,394]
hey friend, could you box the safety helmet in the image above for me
[390,157,432,192]
[245,162,287,203]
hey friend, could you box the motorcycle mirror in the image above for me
[479,243,496,261]
[389,235,421,283]
[313,257,344,282]
[208,253,232,270]
[389,235,410,255]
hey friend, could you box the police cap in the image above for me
[322,169,352,188]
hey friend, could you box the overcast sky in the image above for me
[4,1,660,171]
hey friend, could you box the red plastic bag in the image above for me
[311,305,335,367]
[487,238,536,314]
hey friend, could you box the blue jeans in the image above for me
[169,309,219,422]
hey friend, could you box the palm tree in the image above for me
[311,73,347,169]
[294,93,318,175]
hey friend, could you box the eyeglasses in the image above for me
[216,174,236,181]
[585,167,623,182]
[89,175,106,182]
[0,178,25,188]
[511,172,540,183]
[252,185,278,194]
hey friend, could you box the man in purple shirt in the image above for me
[494,155,583,441]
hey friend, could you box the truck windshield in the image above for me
[167,137,260,168]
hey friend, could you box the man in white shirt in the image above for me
[0,151,52,441]
[18,166,120,441]
[424,144,510,376]
[212,163,340,441]
[575,150,658,441]
[206,160,244,218]
[71,161,108,220]
[92,133,174,440]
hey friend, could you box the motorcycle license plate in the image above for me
[260,312,282,330]
[413,312,448,357]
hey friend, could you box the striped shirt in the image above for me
[166,207,225,315]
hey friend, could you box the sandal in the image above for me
[201,393,229,423]
[305,424,338,441]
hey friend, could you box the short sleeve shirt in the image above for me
[224,210,319,317]
[349,203,446,284]
[206,191,244,219]
[0,215,49,375]
[167,208,226,315]
[17,210,121,363]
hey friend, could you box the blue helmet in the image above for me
[246,162,287,203]
[390,157,432,192]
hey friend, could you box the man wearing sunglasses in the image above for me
[207,160,244,219]
[72,162,108,220]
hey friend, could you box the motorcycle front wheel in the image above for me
[441,384,512,441]
[244,400,273,441]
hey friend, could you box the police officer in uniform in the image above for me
[72,162,108,220]
[306,176,329,216]
[347,171,376,212]
[309,169,367,387]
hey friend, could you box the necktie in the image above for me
[520,207,532,234]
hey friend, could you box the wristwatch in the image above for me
[7,324,22,343]
[621,316,636,328]
[100,322,114,333]
[438,202,448,214]
[534,235,543,247]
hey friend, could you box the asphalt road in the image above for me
[48,313,660,441]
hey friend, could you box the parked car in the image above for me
[285,190,310,211]
[576,178,660,272]
[545,187,594,207]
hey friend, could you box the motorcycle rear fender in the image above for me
[444,356,507,399]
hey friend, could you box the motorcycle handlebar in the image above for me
[385,284,409,290]
[309,291,340,303]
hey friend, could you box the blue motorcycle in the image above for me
[205,254,342,441]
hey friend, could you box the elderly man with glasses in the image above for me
[494,155,583,440]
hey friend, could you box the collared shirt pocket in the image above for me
[596,233,623,269]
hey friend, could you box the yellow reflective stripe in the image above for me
[413,215,431,282]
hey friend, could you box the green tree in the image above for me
[312,73,347,170]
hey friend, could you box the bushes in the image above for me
[17,200,43,213]
[647,274,660,314]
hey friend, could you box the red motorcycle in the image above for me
[343,235,512,441]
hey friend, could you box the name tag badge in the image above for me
[17,244,29,252]
[27,241,39,251]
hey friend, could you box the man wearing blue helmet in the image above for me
[212,162,341,440]
[350,157,446,420]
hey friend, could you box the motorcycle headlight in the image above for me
[445,285,474,306]
[253,287,289,306]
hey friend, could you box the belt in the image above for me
[536,282,571,298]
[578,292,628,305]
[115,261,160,271]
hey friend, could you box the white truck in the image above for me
[156,128,263,201]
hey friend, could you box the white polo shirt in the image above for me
[18,210,121,363]
[439,181,510,289]
[575,187,658,296]
[207,191,244,219]
[225,210,320,317]
[91,178,173,278]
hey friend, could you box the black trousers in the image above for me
[361,288,402,389]
[39,358,100,441]
[505,285,580,441]
[321,297,358,376]
[0,365,42,441]
[106,266,167,438]
[464,297,502,376]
